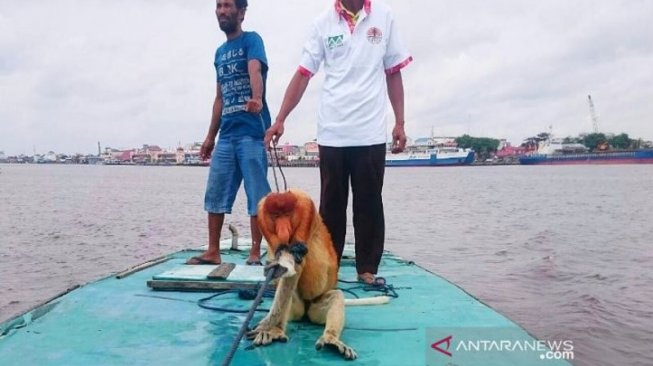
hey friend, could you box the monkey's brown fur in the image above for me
[248,189,356,359]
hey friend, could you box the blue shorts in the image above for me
[204,136,271,216]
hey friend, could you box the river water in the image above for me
[1,164,651,366]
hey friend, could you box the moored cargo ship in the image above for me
[519,138,653,165]
[385,147,475,167]
[520,149,653,165]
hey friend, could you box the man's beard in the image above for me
[219,18,237,34]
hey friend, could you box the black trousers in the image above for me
[318,144,386,274]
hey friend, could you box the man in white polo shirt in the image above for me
[264,0,411,284]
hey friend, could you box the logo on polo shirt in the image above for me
[327,35,344,49]
[367,27,383,44]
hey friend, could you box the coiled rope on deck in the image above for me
[197,288,275,313]
[337,277,400,300]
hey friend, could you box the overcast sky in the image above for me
[1,0,653,155]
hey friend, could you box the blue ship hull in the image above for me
[519,149,653,165]
[386,152,475,167]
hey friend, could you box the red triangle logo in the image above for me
[431,335,453,357]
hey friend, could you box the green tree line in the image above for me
[455,135,500,159]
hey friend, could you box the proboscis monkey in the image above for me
[250,189,389,360]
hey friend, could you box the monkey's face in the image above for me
[257,190,315,277]
[259,191,301,247]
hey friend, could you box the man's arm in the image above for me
[387,71,407,153]
[201,84,223,160]
[264,71,311,148]
[246,59,264,114]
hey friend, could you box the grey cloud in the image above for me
[1,0,652,155]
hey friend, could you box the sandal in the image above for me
[357,273,386,286]
[185,256,221,265]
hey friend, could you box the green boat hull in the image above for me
[0,245,573,365]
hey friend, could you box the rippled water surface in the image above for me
[1,164,652,366]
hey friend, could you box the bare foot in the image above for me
[185,253,221,265]
[246,250,262,265]
[357,272,375,284]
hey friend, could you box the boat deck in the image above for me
[0,242,572,365]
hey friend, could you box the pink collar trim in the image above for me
[334,0,371,33]
[334,0,371,19]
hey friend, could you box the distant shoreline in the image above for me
[0,160,524,167]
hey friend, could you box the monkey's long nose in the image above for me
[275,218,291,244]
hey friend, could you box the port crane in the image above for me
[588,94,600,133]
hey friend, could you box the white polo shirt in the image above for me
[299,0,412,147]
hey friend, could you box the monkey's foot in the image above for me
[247,326,288,346]
[315,334,357,360]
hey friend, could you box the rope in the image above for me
[220,267,278,366]
[271,141,288,192]
[219,243,304,365]
[211,274,400,365]
[337,278,400,299]
[198,289,275,313]
[259,114,287,192]
[269,141,281,192]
